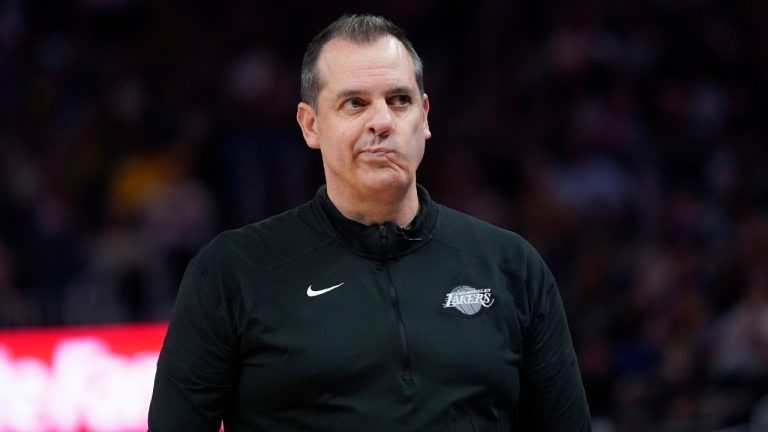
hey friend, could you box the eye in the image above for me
[389,94,412,107]
[342,97,365,110]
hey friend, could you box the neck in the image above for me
[326,182,419,227]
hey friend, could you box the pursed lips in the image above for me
[361,147,392,153]
[358,147,395,157]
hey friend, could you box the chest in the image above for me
[235,243,525,412]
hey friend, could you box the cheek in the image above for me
[319,124,356,157]
[413,143,425,166]
[329,120,361,146]
[408,128,427,161]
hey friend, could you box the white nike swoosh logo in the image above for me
[306,282,345,297]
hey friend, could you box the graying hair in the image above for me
[300,14,424,110]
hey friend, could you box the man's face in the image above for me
[297,36,431,200]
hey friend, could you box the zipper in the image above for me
[379,224,413,385]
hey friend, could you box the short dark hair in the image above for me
[300,14,424,110]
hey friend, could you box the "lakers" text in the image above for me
[443,287,494,308]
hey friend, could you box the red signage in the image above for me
[0,323,167,431]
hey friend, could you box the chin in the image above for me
[360,174,412,194]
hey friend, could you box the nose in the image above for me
[366,100,394,137]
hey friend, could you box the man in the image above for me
[149,14,591,431]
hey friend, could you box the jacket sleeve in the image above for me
[148,254,240,431]
[518,248,592,431]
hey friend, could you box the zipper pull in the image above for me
[379,225,387,256]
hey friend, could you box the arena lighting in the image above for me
[0,322,167,432]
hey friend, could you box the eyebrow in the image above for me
[334,86,417,100]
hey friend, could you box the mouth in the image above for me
[360,147,392,153]
[359,146,396,157]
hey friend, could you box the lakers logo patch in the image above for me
[442,286,495,316]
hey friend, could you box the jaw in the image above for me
[359,170,412,196]
[334,162,412,198]
[322,153,421,226]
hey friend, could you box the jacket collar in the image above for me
[311,184,438,260]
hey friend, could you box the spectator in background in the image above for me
[0,243,39,326]
[0,1,767,430]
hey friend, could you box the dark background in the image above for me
[1,1,767,430]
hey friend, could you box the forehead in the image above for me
[316,36,417,94]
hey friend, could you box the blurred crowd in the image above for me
[1,0,767,430]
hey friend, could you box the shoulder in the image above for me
[433,204,548,281]
[193,201,332,278]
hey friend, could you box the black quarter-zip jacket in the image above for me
[148,185,591,431]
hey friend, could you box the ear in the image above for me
[422,93,432,140]
[296,102,320,149]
